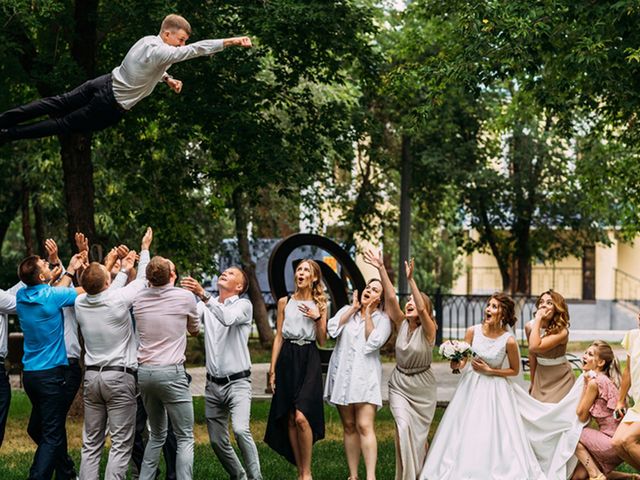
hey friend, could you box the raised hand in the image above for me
[49,266,63,285]
[104,247,118,272]
[121,250,137,272]
[44,238,60,265]
[225,36,252,48]
[351,290,361,310]
[74,232,89,253]
[116,245,130,259]
[405,258,415,281]
[141,227,153,251]
[363,249,384,269]
[181,276,205,298]
[166,78,183,94]
[68,252,85,273]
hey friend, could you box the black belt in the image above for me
[86,365,137,377]
[206,369,251,386]
[67,357,80,366]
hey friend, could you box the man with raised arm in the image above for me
[0,14,252,144]
[16,251,86,480]
[75,227,153,480]
[182,268,262,480]
[133,256,199,480]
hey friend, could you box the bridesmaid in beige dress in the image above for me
[525,289,575,402]
[364,251,437,480]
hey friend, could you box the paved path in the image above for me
[187,362,528,405]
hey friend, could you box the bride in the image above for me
[420,292,584,480]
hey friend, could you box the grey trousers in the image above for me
[80,369,137,480]
[205,378,262,480]
[138,364,194,480]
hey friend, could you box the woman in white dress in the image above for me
[420,292,547,480]
[324,279,392,480]
[364,250,437,480]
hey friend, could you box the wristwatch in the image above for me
[201,292,212,303]
[64,271,75,279]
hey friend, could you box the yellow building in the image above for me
[451,232,640,332]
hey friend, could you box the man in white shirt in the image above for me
[0,14,251,144]
[75,227,152,480]
[0,282,22,450]
[75,228,153,480]
[182,268,262,480]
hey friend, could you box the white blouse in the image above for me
[282,298,318,341]
[324,305,392,407]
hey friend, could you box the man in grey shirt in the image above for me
[133,255,199,480]
[182,268,262,480]
[0,14,251,144]
[75,227,152,480]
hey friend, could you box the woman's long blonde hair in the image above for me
[591,340,623,388]
[295,259,327,314]
[536,289,570,335]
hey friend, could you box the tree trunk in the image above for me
[398,134,412,297]
[0,188,23,255]
[59,133,96,247]
[21,184,33,256]
[33,193,46,257]
[232,187,275,347]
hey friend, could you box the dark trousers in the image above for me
[27,362,82,480]
[23,367,67,480]
[0,363,11,449]
[0,74,124,140]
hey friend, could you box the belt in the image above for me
[396,365,431,376]
[67,357,80,366]
[86,365,137,377]
[206,369,251,386]
[286,338,313,346]
[536,356,567,367]
[0,357,4,363]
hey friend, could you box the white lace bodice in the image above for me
[472,324,512,369]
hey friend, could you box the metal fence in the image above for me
[615,268,640,308]
[433,292,537,346]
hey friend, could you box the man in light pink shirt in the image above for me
[133,256,199,480]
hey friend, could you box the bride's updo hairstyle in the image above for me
[490,292,517,328]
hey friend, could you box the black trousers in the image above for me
[0,74,125,139]
[23,366,67,480]
[27,362,82,480]
[0,362,11,449]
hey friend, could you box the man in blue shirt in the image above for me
[16,252,84,480]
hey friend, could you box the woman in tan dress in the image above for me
[526,289,575,402]
[365,251,437,480]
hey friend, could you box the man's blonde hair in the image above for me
[160,14,191,36]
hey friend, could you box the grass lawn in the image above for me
[1,391,637,479]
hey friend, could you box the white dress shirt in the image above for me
[111,35,224,110]
[199,295,252,377]
[323,305,392,407]
[0,282,21,358]
[75,250,150,368]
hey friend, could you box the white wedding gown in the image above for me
[420,325,584,480]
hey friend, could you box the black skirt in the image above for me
[264,340,325,465]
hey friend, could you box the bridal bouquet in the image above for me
[439,340,473,374]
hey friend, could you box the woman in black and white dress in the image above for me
[265,259,327,480]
